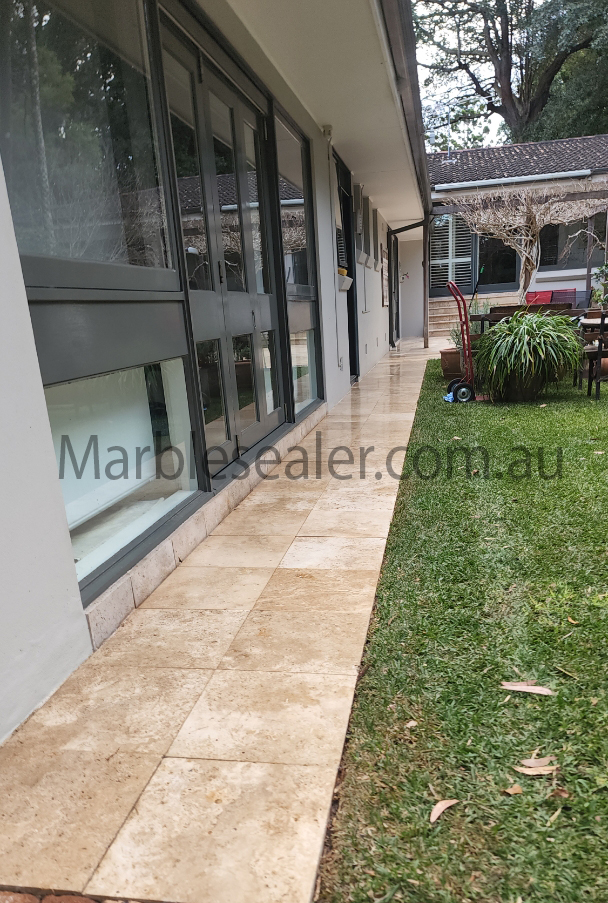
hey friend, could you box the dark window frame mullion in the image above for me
[265,104,296,423]
[146,0,210,492]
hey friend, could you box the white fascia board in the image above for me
[433,169,592,193]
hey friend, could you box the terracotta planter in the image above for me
[440,347,462,379]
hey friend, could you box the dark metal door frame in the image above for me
[333,152,359,379]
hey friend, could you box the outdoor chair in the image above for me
[526,290,553,304]
[552,288,577,306]
[576,311,608,398]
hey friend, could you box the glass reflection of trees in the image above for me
[1,0,170,268]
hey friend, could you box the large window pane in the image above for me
[196,339,228,449]
[478,237,517,286]
[275,117,310,288]
[45,358,196,582]
[540,216,607,270]
[1,0,171,269]
[244,121,269,294]
[164,50,211,290]
[233,335,258,429]
[210,93,245,291]
[290,330,317,414]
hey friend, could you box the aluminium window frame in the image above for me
[16,0,182,296]
[15,0,326,607]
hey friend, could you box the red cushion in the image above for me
[526,290,553,305]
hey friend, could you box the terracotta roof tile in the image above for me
[427,134,608,187]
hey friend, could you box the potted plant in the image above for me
[593,263,608,310]
[475,311,581,402]
[440,344,462,378]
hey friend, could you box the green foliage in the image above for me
[523,49,608,142]
[415,0,608,142]
[476,312,581,401]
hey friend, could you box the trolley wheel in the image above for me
[447,378,462,394]
[454,382,475,403]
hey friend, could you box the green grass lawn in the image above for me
[319,361,608,903]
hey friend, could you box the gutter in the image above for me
[377,0,432,216]
[433,169,592,193]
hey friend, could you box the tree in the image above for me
[452,179,608,299]
[416,0,608,143]
[523,48,608,141]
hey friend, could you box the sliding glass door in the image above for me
[162,23,284,475]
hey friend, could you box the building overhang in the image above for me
[196,0,429,229]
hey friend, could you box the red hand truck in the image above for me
[445,281,476,402]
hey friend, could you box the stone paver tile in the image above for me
[298,505,393,538]
[85,759,336,903]
[253,568,377,611]
[94,609,247,669]
[211,498,314,537]
[245,476,328,497]
[6,663,211,756]
[141,566,274,609]
[169,670,356,765]
[185,534,293,568]
[0,746,159,890]
[219,610,370,675]
[279,536,385,571]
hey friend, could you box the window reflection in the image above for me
[196,340,228,449]
[275,117,309,287]
[210,93,246,291]
[1,0,171,269]
[244,121,269,294]
[261,331,279,414]
[164,49,211,290]
[45,359,195,581]
[233,335,258,428]
[290,330,317,414]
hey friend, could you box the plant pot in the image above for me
[440,347,462,379]
[500,372,547,402]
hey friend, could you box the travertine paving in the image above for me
[0,339,441,903]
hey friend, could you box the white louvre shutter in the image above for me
[429,216,450,289]
[452,216,472,288]
[429,214,472,291]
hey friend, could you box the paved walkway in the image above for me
[0,340,441,903]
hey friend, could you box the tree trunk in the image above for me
[24,0,55,254]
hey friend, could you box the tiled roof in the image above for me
[177,173,303,210]
[427,134,608,187]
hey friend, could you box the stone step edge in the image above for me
[0,889,150,903]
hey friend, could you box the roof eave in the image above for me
[378,0,432,216]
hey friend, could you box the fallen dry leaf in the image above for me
[502,695,512,703]
[430,799,459,824]
[539,404,547,408]
[520,755,556,767]
[501,681,554,696]
[591,697,599,706]
[503,784,523,795]
[595,450,605,455]
[549,787,569,799]
[567,616,579,624]
[555,665,578,680]
[472,468,480,475]
[547,806,562,826]
[405,720,418,729]
[513,765,559,776]
[452,436,462,441]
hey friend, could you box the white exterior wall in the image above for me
[354,214,390,378]
[0,162,92,744]
[399,238,424,337]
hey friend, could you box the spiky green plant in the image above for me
[476,311,581,401]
